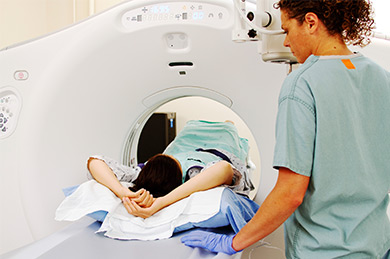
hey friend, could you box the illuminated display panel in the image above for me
[122,2,229,29]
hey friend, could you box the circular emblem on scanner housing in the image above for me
[0,87,22,139]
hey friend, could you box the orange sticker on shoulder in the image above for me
[341,59,356,69]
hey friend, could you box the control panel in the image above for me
[121,2,229,29]
[0,87,22,139]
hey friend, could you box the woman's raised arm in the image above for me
[123,160,234,218]
[88,158,153,207]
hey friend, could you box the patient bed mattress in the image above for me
[1,218,241,259]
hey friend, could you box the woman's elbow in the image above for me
[277,167,309,209]
[216,161,234,185]
[289,193,305,209]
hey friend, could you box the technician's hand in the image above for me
[181,230,239,255]
[122,196,164,218]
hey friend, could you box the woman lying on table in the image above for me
[87,120,254,218]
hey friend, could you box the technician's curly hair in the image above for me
[275,0,375,47]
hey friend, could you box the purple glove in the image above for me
[181,230,239,255]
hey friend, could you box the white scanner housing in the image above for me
[1,0,389,254]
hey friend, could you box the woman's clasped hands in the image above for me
[122,188,164,219]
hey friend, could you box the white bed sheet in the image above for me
[55,180,225,241]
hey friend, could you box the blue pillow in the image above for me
[174,188,259,233]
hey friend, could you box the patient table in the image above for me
[1,218,240,259]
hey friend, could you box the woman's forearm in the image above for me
[160,160,234,209]
[232,168,310,251]
[88,158,130,199]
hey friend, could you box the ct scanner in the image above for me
[0,0,389,257]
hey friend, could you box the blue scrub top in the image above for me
[273,54,390,258]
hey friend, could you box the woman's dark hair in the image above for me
[130,154,182,198]
[275,0,375,47]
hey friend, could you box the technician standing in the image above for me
[181,0,390,257]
